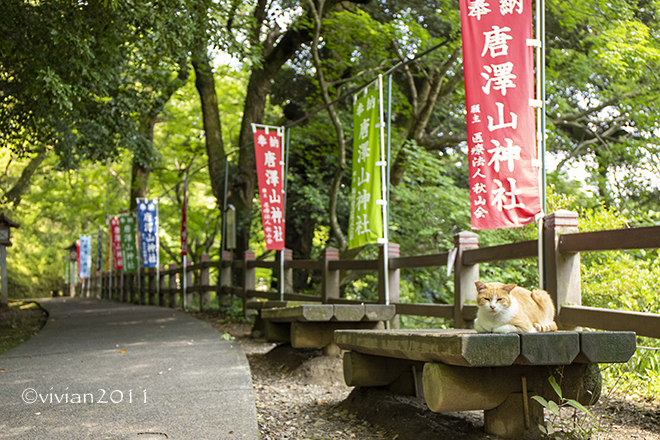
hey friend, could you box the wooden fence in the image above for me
[80,210,660,339]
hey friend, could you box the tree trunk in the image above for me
[192,49,226,206]
[3,145,49,206]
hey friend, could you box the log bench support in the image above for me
[258,304,396,353]
[335,329,636,439]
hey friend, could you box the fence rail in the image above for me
[78,211,660,339]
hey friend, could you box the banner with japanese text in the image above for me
[119,215,139,273]
[348,86,383,248]
[253,125,285,251]
[97,227,103,273]
[110,216,123,270]
[460,0,541,230]
[138,199,159,268]
[79,235,92,279]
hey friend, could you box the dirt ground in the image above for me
[191,312,660,440]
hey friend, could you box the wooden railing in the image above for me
[80,209,660,339]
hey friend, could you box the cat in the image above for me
[473,280,558,334]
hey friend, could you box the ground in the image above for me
[2,303,659,439]
[192,310,660,440]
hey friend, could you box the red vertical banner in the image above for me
[253,125,285,251]
[181,176,188,256]
[460,0,541,230]
[110,216,123,270]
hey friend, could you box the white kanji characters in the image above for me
[144,212,154,234]
[468,0,491,20]
[264,150,277,168]
[367,95,376,111]
[356,188,370,212]
[358,141,370,163]
[268,189,281,204]
[269,135,280,149]
[481,25,512,58]
[488,138,521,172]
[472,155,486,167]
[470,104,481,114]
[472,168,487,179]
[487,102,518,131]
[272,226,284,242]
[472,132,484,143]
[354,214,371,236]
[270,206,283,224]
[472,182,487,194]
[265,169,279,186]
[491,177,525,211]
[357,167,370,187]
[474,195,487,206]
[359,118,370,139]
[471,144,485,156]
[356,102,365,115]
[499,0,523,15]
[257,134,267,147]
[474,206,489,218]
[481,62,516,96]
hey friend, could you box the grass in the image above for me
[0,301,48,355]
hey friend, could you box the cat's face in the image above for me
[475,281,515,313]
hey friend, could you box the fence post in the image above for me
[139,268,146,305]
[148,267,156,305]
[219,251,232,306]
[159,265,166,307]
[276,248,293,294]
[185,259,194,308]
[321,246,340,303]
[200,254,211,309]
[242,251,256,317]
[127,273,135,303]
[454,231,480,329]
[168,263,178,308]
[378,242,400,304]
[544,210,581,329]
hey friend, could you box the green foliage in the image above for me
[532,376,602,440]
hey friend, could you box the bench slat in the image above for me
[334,329,520,367]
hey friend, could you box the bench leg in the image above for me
[484,392,543,439]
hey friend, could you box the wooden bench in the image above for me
[258,304,395,354]
[335,329,636,439]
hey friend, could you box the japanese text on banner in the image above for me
[348,87,383,249]
[460,0,541,230]
[253,126,285,251]
[110,217,123,271]
[138,200,159,268]
[119,215,138,273]
[79,235,92,279]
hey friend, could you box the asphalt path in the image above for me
[0,297,259,439]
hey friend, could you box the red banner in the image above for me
[253,125,285,251]
[181,176,188,256]
[110,216,123,270]
[460,0,541,230]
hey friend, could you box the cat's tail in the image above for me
[531,289,558,332]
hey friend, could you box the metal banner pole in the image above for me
[377,75,390,306]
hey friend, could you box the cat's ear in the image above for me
[503,284,517,293]
[475,280,487,292]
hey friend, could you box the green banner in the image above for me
[119,215,139,273]
[348,86,383,249]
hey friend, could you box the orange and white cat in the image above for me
[474,281,558,334]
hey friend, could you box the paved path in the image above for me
[0,298,259,439]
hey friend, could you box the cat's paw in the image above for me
[492,324,520,334]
